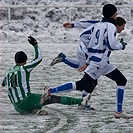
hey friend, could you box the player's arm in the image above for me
[107,24,126,50]
[24,36,42,72]
[63,20,99,29]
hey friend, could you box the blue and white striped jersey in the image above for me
[80,22,123,67]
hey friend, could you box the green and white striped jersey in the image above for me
[2,45,42,104]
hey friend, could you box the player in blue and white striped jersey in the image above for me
[50,4,117,107]
[49,4,133,119]
[79,15,132,119]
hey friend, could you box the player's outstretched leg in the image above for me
[43,85,95,110]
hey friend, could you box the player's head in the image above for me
[115,17,126,33]
[102,4,117,19]
[15,51,27,64]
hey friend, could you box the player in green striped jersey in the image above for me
[1,36,91,115]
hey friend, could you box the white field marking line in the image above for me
[45,107,67,133]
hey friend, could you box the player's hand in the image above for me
[78,64,87,72]
[28,36,38,46]
[120,38,127,50]
[63,23,72,28]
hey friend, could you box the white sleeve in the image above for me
[73,20,99,29]
[24,45,42,72]
[106,23,123,50]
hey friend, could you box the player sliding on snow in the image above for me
[1,36,91,115]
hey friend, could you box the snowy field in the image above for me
[0,40,133,133]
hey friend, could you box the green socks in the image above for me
[60,96,83,105]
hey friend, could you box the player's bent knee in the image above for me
[116,76,127,86]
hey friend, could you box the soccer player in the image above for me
[49,4,133,119]
[1,36,91,115]
[50,4,118,102]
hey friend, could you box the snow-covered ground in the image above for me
[0,0,133,133]
[0,40,132,133]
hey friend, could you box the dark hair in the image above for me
[102,4,117,17]
[116,17,126,26]
[15,51,27,63]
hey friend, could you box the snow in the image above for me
[0,42,133,133]
[0,0,132,43]
[0,0,133,133]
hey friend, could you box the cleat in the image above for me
[81,93,91,106]
[114,111,133,119]
[79,93,95,110]
[50,53,66,66]
[40,86,51,104]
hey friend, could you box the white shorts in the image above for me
[85,63,116,79]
